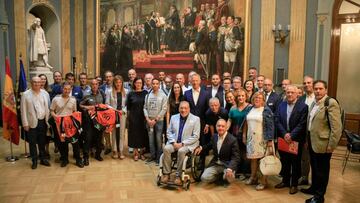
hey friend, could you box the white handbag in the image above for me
[260,141,282,176]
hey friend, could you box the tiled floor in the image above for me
[0,134,359,203]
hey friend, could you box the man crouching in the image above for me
[194,119,240,185]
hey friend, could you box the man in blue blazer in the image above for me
[275,85,308,194]
[263,78,281,113]
[51,72,83,104]
[99,71,113,93]
[184,73,209,145]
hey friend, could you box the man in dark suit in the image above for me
[275,85,308,194]
[264,78,281,113]
[184,73,209,145]
[206,74,225,108]
[51,72,83,104]
[195,119,240,185]
[49,71,63,100]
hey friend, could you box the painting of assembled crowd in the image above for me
[100,0,245,79]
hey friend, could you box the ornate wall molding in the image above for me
[316,12,329,25]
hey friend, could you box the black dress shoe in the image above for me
[275,182,289,189]
[40,159,51,167]
[83,158,89,166]
[301,188,315,195]
[289,186,298,194]
[31,160,38,169]
[76,160,84,168]
[95,155,103,161]
[305,196,324,203]
[60,160,69,167]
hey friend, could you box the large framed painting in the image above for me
[98,0,247,80]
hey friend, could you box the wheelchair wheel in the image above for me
[183,179,191,191]
[191,155,204,182]
[157,175,161,186]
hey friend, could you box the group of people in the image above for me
[20,66,341,203]
[101,1,244,80]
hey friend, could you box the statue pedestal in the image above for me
[29,67,54,84]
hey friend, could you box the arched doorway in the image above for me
[27,4,61,73]
[329,0,360,134]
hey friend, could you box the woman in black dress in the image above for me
[166,82,184,125]
[126,77,148,161]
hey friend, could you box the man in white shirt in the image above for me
[21,76,51,169]
[206,74,225,108]
[298,75,315,186]
[195,119,240,185]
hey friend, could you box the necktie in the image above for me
[177,116,187,143]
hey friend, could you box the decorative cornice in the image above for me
[0,24,8,31]
[316,12,329,25]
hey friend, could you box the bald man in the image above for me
[275,85,308,194]
[21,76,51,169]
[195,119,240,185]
[263,78,281,113]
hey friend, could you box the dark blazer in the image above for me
[206,85,225,108]
[202,133,240,171]
[184,88,209,119]
[51,84,83,104]
[266,91,281,113]
[275,100,308,143]
[298,94,306,103]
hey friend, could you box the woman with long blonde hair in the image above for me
[105,75,128,159]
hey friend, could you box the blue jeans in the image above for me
[147,120,164,161]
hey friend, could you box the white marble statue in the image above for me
[29,17,53,69]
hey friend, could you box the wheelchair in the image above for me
[156,151,204,191]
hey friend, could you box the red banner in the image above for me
[2,58,20,145]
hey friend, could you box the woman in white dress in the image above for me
[242,92,275,190]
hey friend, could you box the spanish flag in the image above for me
[2,58,20,145]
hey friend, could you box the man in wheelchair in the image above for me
[194,119,240,185]
[161,101,200,185]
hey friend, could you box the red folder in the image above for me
[278,137,298,155]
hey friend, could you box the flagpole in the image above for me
[6,135,19,162]
[21,128,30,158]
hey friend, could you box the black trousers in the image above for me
[309,139,332,198]
[82,114,103,159]
[145,35,151,54]
[236,136,251,174]
[59,141,81,162]
[28,119,47,161]
[279,148,302,186]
